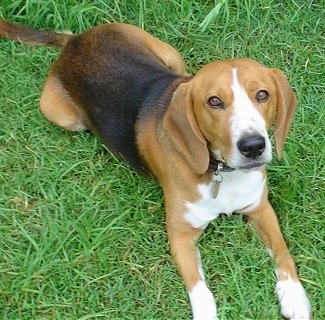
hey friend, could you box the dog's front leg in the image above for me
[165,199,218,320]
[247,201,311,319]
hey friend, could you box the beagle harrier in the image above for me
[0,20,311,319]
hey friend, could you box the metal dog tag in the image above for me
[211,170,223,199]
[212,182,220,199]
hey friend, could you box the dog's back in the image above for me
[54,24,183,172]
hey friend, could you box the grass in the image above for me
[0,0,324,319]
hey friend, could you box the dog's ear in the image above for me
[163,82,209,174]
[271,69,297,159]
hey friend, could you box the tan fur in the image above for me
[111,23,187,75]
[271,69,297,159]
[40,74,87,131]
[162,83,209,174]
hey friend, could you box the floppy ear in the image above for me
[271,69,297,159]
[163,82,209,174]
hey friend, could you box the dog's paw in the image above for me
[189,281,218,320]
[276,278,311,319]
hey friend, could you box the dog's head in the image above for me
[164,58,297,174]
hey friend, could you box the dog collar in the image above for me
[209,157,235,173]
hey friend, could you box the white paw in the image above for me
[189,281,218,320]
[276,278,311,319]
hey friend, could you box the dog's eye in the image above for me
[256,90,269,102]
[207,96,224,109]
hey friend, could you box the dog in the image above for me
[0,20,311,319]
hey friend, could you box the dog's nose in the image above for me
[237,135,266,159]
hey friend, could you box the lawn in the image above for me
[0,1,324,319]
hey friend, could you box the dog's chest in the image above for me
[184,170,265,229]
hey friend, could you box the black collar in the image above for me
[209,157,235,172]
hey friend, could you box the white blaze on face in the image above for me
[228,68,272,167]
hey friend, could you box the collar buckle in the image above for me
[209,157,235,173]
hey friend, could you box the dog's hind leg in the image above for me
[113,23,188,76]
[40,73,87,131]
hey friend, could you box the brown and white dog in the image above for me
[0,20,311,319]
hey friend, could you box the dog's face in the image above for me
[191,59,278,170]
[164,58,297,174]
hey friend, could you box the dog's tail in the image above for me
[0,19,73,48]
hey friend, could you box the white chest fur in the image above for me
[184,170,265,229]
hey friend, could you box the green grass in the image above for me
[0,0,324,319]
